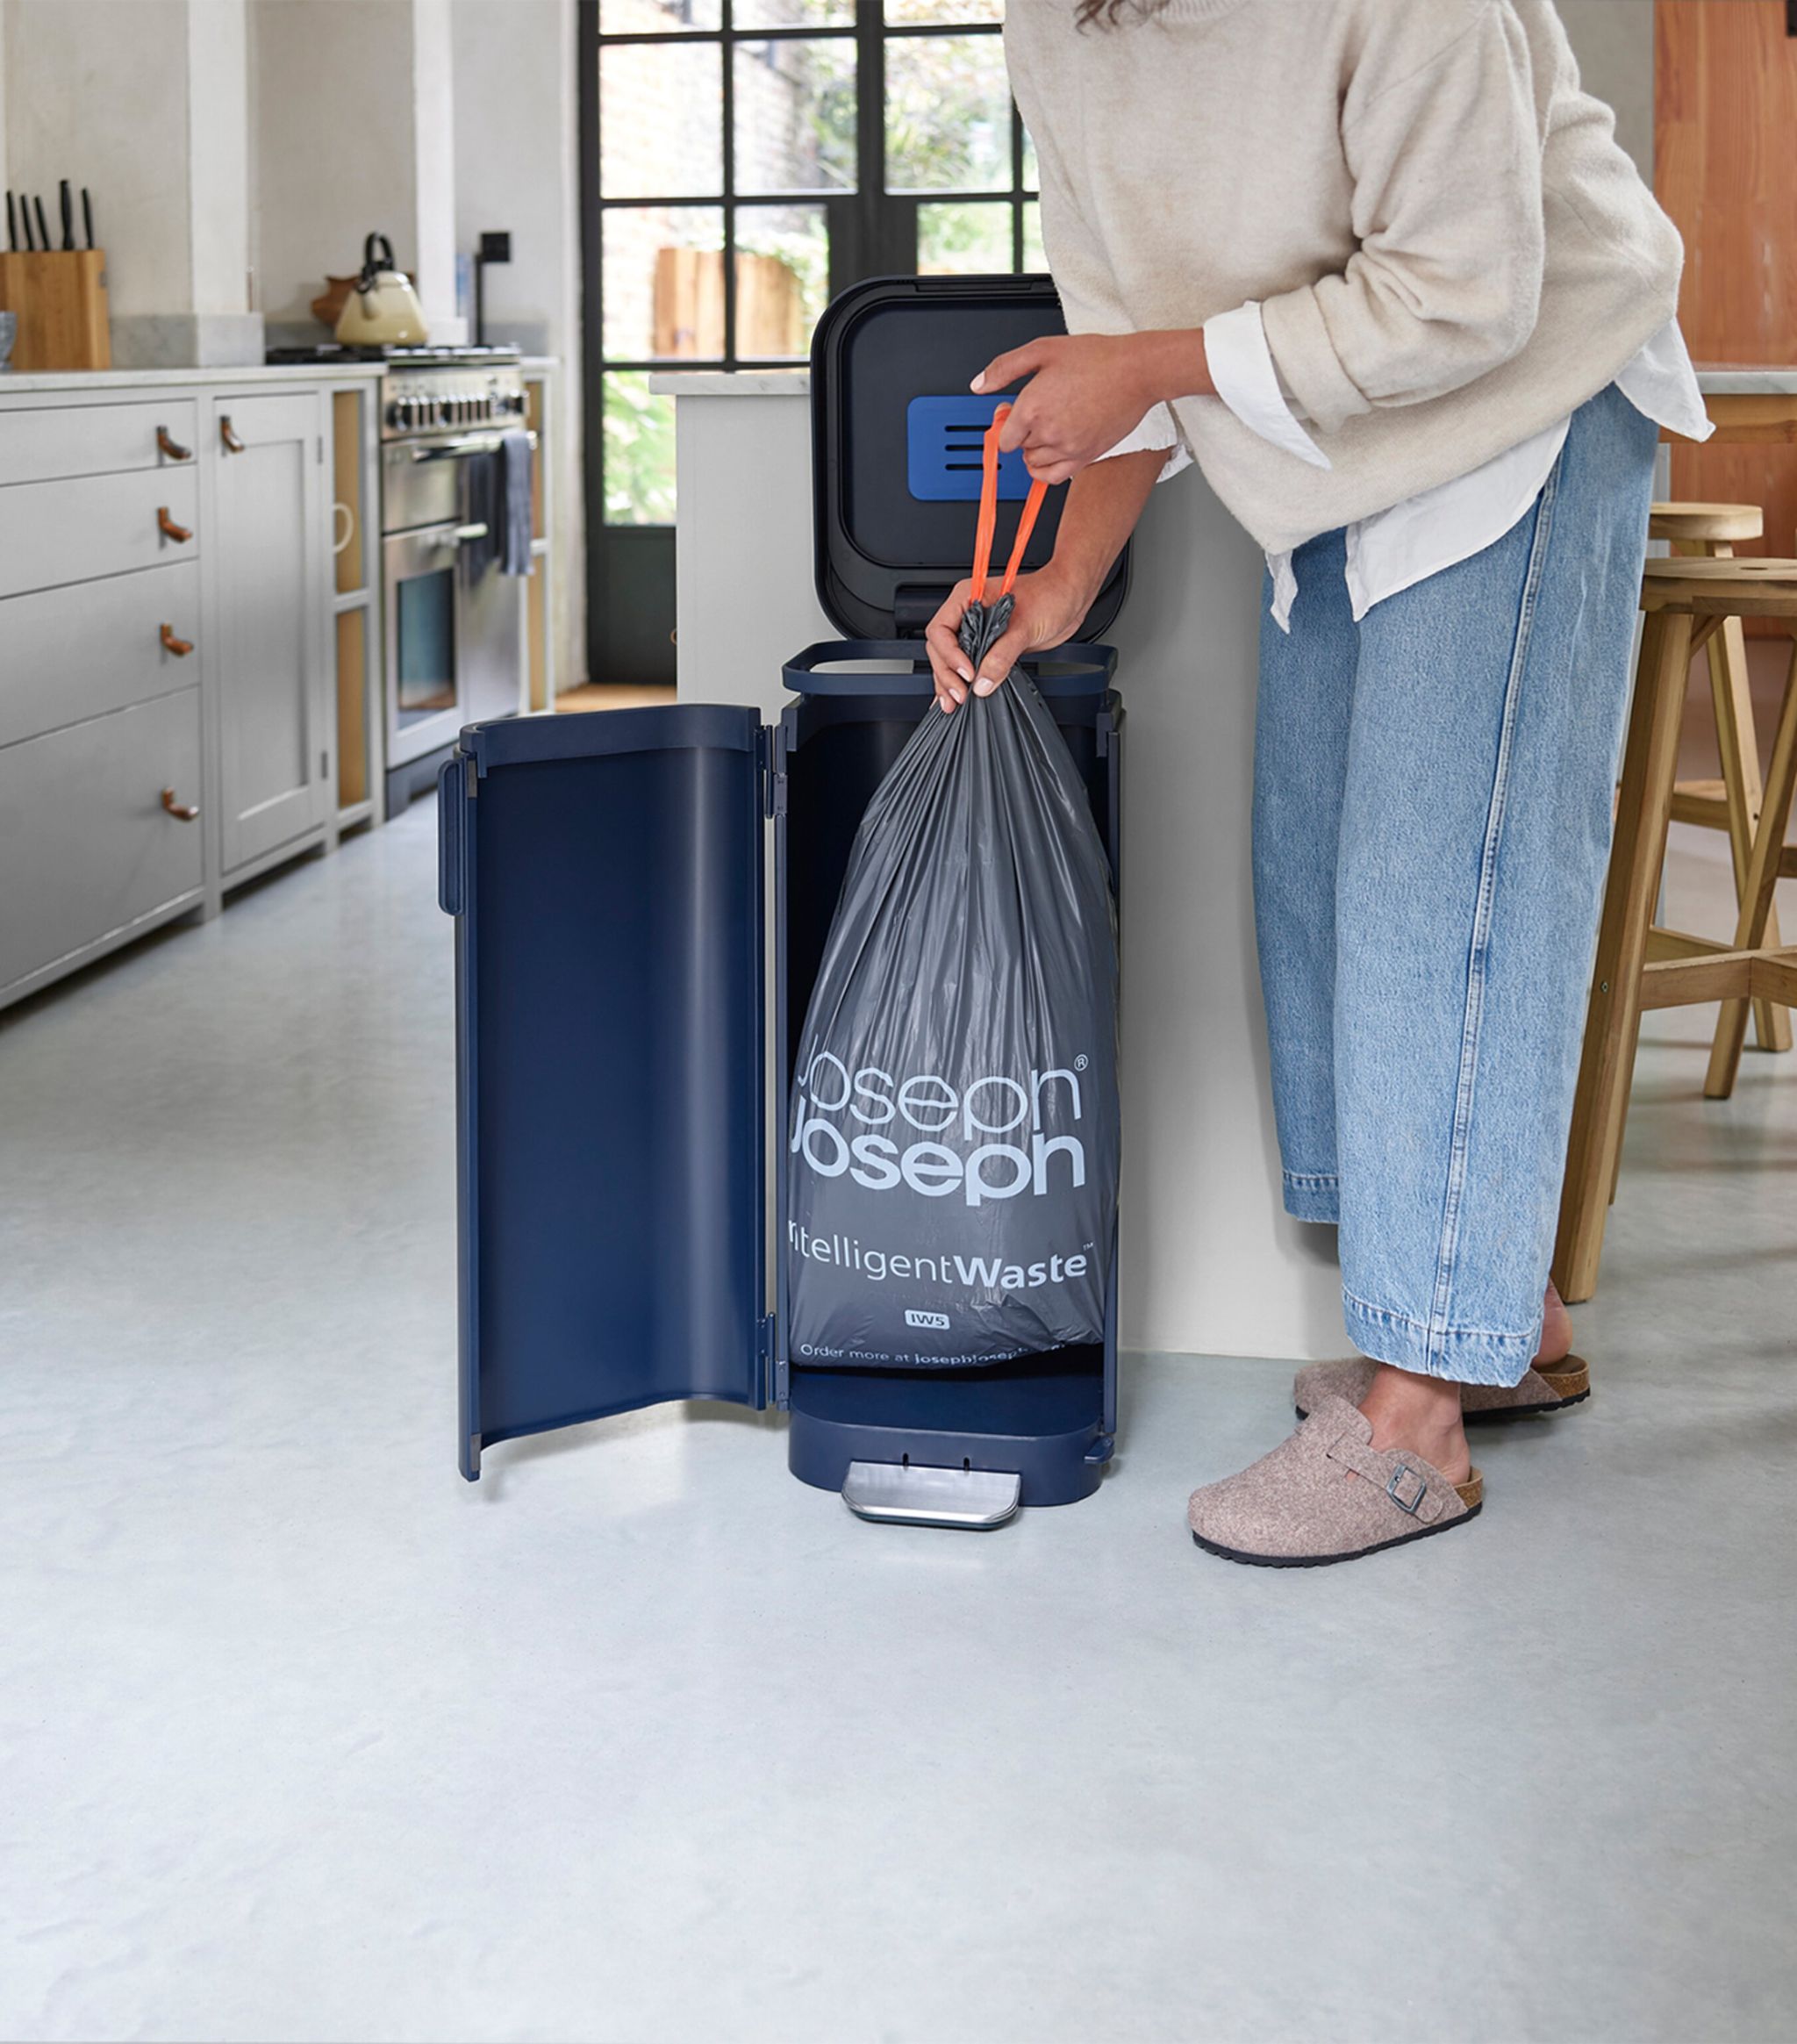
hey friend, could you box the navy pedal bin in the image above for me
[440,275,1128,1506]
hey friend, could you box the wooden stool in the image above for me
[1648,500,1788,1052]
[1555,557,1797,1300]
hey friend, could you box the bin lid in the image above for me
[811,276,1130,642]
[441,707,770,1476]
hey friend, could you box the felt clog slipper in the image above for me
[1187,1396,1483,1568]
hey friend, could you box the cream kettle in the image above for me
[334,233,426,347]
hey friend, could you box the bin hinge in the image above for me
[758,1312,777,1398]
[757,725,784,819]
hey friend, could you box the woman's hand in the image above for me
[973,329,1211,483]
[923,562,1098,714]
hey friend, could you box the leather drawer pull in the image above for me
[218,416,245,454]
[156,506,191,543]
[156,426,192,462]
[161,787,200,821]
[160,623,193,656]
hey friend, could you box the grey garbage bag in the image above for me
[785,597,1120,1369]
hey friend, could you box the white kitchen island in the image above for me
[652,369,1344,1361]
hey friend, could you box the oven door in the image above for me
[385,521,469,770]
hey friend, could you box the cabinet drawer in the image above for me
[0,686,204,997]
[0,466,199,601]
[0,398,200,486]
[0,562,201,749]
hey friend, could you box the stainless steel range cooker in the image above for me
[271,342,534,811]
[380,349,531,808]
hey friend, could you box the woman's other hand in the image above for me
[972,330,1210,482]
[923,563,1098,714]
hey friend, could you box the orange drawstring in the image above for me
[971,403,1050,605]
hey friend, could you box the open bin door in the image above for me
[440,706,769,1479]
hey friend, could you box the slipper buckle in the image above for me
[1386,1464,1428,1515]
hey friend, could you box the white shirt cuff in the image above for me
[1614,317,1715,443]
[1097,400,1193,481]
[1205,302,1331,470]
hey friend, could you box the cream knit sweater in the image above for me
[1005,0,1685,554]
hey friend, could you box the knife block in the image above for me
[0,251,111,370]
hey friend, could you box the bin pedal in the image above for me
[841,1459,1021,1530]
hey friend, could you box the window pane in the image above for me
[885,2,1003,22]
[734,204,829,359]
[736,0,853,24]
[599,41,723,197]
[604,372,677,525]
[734,38,856,193]
[1021,199,1045,270]
[604,207,725,359]
[598,0,721,28]
[918,199,1014,275]
[886,34,1011,192]
[1021,120,1037,192]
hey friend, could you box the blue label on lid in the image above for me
[906,394,1035,502]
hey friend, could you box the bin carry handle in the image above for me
[782,639,1117,695]
[437,754,465,916]
[970,403,1049,605]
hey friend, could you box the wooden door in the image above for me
[211,391,330,873]
[1657,1,1797,564]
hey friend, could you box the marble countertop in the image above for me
[0,362,386,395]
[0,356,555,396]
[1693,367,1797,395]
[648,370,809,397]
[648,366,1797,400]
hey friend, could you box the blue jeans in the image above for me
[1253,384,1657,1384]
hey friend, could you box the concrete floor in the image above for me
[2,802,1793,2044]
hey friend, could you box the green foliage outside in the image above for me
[604,22,1025,524]
[604,372,677,526]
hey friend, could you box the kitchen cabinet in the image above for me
[521,362,555,712]
[208,391,332,876]
[0,689,204,995]
[0,365,382,1014]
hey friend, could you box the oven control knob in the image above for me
[437,398,455,427]
[385,399,403,429]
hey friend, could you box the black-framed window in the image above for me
[581,0,1040,542]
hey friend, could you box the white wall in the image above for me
[451,0,585,689]
[1559,0,1655,176]
[411,0,461,338]
[3,0,260,362]
[189,2,253,317]
[5,1,190,315]
[251,0,433,335]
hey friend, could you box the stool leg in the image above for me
[1706,588,1791,1052]
[1556,611,1693,1302]
[1705,635,1797,1099]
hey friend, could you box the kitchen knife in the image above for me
[20,194,32,252]
[33,195,50,252]
[82,188,94,250]
[59,180,73,251]
[5,191,16,253]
